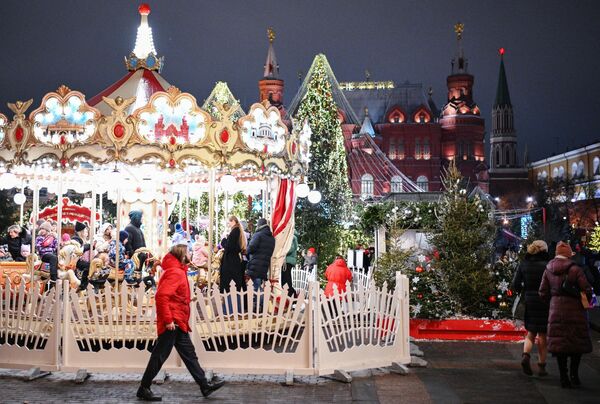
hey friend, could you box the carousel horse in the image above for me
[57,241,83,288]
[88,253,112,291]
[131,247,158,290]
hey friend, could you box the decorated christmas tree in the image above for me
[294,54,352,269]
[589,225,600,253]
[428,161,496,317]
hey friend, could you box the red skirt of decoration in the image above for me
[410,318,526,342]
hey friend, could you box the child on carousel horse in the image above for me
[35,221,59,290]
[109,231,136,286]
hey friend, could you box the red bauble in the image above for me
[138,3,151,15]
[433,250,440,260]
[15,126,24,142]
[425,256,431,263]
[220,129,230,143]
[488,296,497,303]
[415,266,424,273]
[113,123,125,138]
[169,159,176,168]
[506,290,513,297]
[417,293,423,299]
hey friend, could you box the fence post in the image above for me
[62,280,71,370]
[311,281,321,374]
[396,272,410,361]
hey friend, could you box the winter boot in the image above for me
[557,355,571,388]
[521,353,533,376]
[136,386,162,401]
[570,355,582,386]
[200,378,226,398]
[538,363,548,377]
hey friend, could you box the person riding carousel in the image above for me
[0,224,31,262]
[35,221,58,290]
[109,231,137,286]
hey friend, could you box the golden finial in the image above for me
[267,27,275,43]
[454,22,464,40]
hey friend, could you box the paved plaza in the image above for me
[1,330,599,403]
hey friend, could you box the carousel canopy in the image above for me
[0,3,312,199]
[88,4,169,116]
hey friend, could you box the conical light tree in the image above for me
[589,225,600,253]
[295,54,352,269]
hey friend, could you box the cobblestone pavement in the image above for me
[2,331,600,403]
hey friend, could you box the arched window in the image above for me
[577,161,585,178]
[388,138,397,160]
[423,138,431,160]
[390,176,403,193]
[361,174,374,198]
[397,140,405,159]
[495,146,501,168]
[558,166,565,178]
[415,138,421,159]
[416,175,428,192]
[505,145,511,166]
[571,162,578,178]
[593,157,600,175]
[542,170,548,180]
[552,167,559,178]
[386,106,405,124]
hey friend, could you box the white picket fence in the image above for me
[0,273,410,376]
[291,265,317,292]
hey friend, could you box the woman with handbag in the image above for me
[539,241,593,388]
[512,240,550,377]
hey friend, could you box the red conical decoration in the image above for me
[169,159,176,168]
[169,136,176,145]
[60,135,66,145]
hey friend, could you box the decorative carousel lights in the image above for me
[0,2,322,293]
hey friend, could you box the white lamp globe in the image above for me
[220,174,237,193]
[296,183,310,198]
[13,192,26,205]
[307,190,322,204]
[0,172,18,189]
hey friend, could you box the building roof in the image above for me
[494,55,512,108]
[348,134,424,196]
[341,82,431,124]
[359,110,375,136]
[286,54,360,125]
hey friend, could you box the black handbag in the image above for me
[560,263,579,297]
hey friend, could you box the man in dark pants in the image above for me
[282,232,298,297]
[137,244,224,401]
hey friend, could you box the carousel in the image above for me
[0,4,314,298]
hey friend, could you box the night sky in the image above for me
[1,0,599,161]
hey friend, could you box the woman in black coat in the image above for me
[0,225,31,262]
[512,240,550,377]
[219,216,247,314]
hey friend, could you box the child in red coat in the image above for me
[324,256,353,298]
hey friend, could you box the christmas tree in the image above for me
[589,225,600,253]
[294,54,352,269]
[428,161,496,317]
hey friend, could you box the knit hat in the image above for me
[119,230,129,243]
[308,247,316,254]
[175,223,184,234]
[62,233,71,242]
[39,221,52,233]
[527,240,548,255]
[555,241,575,258]
[99,223,113,235]
[257,218,268,228]
[75,221,86,233]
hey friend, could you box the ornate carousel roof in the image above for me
[0,4,312,199]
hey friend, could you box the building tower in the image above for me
[490,48,518,170]
[439,23,486,190]
[488,48,529,202]
[258,28,285,112]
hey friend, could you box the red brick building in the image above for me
[279,24,488,199]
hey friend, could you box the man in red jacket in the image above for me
[137,243,225,401]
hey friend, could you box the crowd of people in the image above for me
[512,239,600,388]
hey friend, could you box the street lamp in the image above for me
[526,196,533,203]
[296,182,310,198]
[307,190,322,204]
[494,197,500,203]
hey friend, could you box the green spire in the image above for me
[494,50,512,108]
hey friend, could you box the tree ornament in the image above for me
[488,296,497,303]
[416,266,424,273]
